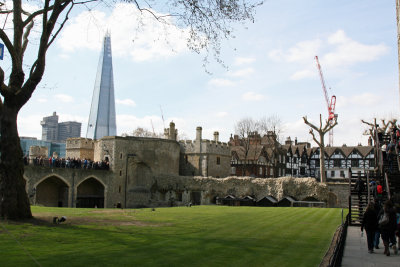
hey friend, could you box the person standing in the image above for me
[380,200,397,256]
[361,202,379,253]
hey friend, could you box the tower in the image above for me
[86,32,117,140]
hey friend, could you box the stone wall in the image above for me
[66,138,94,160]
[326,182,349,208]
[151,175,330,206]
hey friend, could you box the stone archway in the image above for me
[76,178,105,208]
[36,176,69,207]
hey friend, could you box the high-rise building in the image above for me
[58,121,82,142]
[41,112,59,142]
[86,32,117,140]
[40,112,81,142]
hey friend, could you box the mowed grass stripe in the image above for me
[1,206,343,267]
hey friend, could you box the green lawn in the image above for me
[0,206,344,267]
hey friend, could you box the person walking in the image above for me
[379,200,397,256]
[361,202,379,253]
[374,201,382,249]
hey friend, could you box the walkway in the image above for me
[342,226,400,266]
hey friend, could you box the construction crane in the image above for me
[315,55,337,146]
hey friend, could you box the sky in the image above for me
[2,0,399,147]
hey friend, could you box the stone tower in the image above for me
[86,32,117,140]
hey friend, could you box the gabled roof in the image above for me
[231,145,265,161]
[356,146,374,157]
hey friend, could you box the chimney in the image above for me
[368,136,372,146]
[214,131,219,142]
[196,126,202,141]
[295,137,298,145]
[169,121,176,140]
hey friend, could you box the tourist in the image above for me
[361,202,379,253]
[355,177,365,201]
[379,200,397,256]
[376,181,383,207]
[374,201,382,249]
[386,141,396,173]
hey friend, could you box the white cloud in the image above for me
[323,30,389,68]
[37,98,47,103]
[290,69,316,80]
[216,111,228,117]
[336,93,382,109]
[116,98,136,107]
[269,30,389,80]
[268,39,321,63]
[57,3,189,62]
[54,94,73,103]
[242,92,265,101]
[234,57,256,66]
[228,68,255,77]
[208,78,235,87]
[17,115,43,139]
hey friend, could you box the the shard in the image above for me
[86,32,117,140]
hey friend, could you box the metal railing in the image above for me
[320,212,349,267]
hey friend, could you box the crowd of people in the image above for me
[24,156,110,170]
[360,178,399,256]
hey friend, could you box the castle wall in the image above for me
[66,138,94,160]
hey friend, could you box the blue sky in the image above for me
[4,0,399,146]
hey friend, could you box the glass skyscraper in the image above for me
[86,32,117,140]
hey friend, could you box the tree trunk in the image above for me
[0,103,32,219]
[319,135,326,183]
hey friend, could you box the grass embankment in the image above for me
[0,206,343,267]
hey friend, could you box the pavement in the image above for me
[341,226,400,267]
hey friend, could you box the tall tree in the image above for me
[303,114,338,183]
[234,117,258,176]
[0,0,262,219]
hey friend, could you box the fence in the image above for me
[320,212,349,267]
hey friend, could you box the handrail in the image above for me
[374,125,383,174]
[385,172,391,200]
[367,171,370,205]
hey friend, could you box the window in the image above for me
[369,159,375,167]
[351,159,359,167]
[334,159,341,167]
[259,167,263,175]
[293,170,297,176]
[294,157,297,164]
[119,170,122,176]
[331,171,335,177]
[301,156,307,164]
[120,153,123,159]
[119,186,121,193]
[340,171,345,178]
[217,157,221,165]
[270,168,273,176]
[315,160,320,167]
[300,167,305,175]
[185,155,188,164]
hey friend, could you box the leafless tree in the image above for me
[234,117,258,175]
[303,114,338,183]
[258,114,284,142]
[122,127,162,138]
[0,0,262,219]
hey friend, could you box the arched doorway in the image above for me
[76,178,105,208]
[36,176,69,207]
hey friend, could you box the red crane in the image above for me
[315,56,337,146]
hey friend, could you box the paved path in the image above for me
[341,226,400,266]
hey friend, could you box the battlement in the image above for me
[66,138,94,150]
[179,139,230,155]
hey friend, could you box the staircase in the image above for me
[348,171,375,226]
[348,132,400,226]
